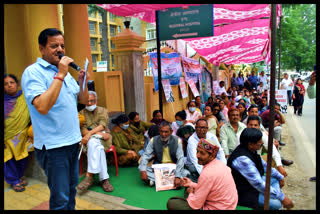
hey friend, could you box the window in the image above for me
[111,54,115,67]
[109,13,116,22]
[118,26,121,33]
[111,41,116,49]
[146,29,156,40]
[92,54,97,68]
[89,21,96,34]
[90,38,97,51]
[99,23,104,35]
[110,25,117,37]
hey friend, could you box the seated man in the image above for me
[247,115,287,177]
[227,128,294,210]
[77,91,113,192]
[167,139,238,210]
[220,107,247,158]
[138,121,188,187]
[258,96,268,114]
[185,119,226,182]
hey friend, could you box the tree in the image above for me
[277,4,316,72]
[88,4,110,69]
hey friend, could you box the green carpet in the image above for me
[79,165,185,210]
[79,165,253,210]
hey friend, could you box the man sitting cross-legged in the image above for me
[77,91,113,192]
[167,138,238,210]
[138,121,189,187]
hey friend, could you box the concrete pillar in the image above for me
[212,65,220,81]
[4,4,59,81]
[111,28,147,121]
[62,4,93,80]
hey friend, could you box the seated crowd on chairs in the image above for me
[5,72,295,210]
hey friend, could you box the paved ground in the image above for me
[4,177,144,210]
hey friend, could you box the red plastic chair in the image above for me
[79,145,119,176]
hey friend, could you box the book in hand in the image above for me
[152,163,176,192]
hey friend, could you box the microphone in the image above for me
[58,54,81,71]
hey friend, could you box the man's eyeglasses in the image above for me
[196,126,208,130]
[213,109,220,111]
[88,99,96,103]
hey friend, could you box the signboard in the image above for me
[162,79,175,103]
[187,78,199,97]
[182,56,202,83]
[212,80,219,93]
[179,77,188,99]
[158,4,214,40]
[149,52,183,91]
[268,89,288,113]
[97,61,108,72]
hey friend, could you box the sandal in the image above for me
[20,177,28,186]
[11,183,25,192]
[101,179,113,192]
[77,176,94,191]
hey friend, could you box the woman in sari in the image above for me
[4,74,33,192]
[292,78,305,116]
[203,105,220,140]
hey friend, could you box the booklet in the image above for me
[152,163,176,192]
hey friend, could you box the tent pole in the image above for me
[278,15,282,89]
[156,10,163,114]
[264,4,277,210]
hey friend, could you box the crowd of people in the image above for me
[4,27,316,210]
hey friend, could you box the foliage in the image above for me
[277,4,316,72]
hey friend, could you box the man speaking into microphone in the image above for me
[21,28,89,210]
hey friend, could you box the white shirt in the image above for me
[172,122,195,136]
[259,74,268,86]
[186,132,226,174]
[185,109,202,123]
[281,78,293,90]
[215,86,227,96]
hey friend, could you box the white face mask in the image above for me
[189,107,196,112]
[85,104,96,112]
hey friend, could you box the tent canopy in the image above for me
[97,4,282,66]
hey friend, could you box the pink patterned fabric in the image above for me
[97,4,282,65]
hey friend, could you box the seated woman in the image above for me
[128,112,154,146]
[138,125,160,157]
[203,105,220,140]
[219,100,229,122]
[111,114,142,166]
[150,110,166,126]
[205,96,214,106]
[4,74,33,192]
[227,128,294,210]
[185,100,202,124]
[172,110,195,136]
[212,102,227,128]
[237,102,248,123]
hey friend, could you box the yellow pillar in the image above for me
[111,28,146,120]
[62,4,93,80]
[4,4,59,81]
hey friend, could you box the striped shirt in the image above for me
[231,155,285,201]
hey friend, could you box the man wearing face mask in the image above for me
[139,121,189,187]
[128,112,154,147]
[77,91,113,192]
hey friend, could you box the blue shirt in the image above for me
[236,77,244,86]
[248,75,259,88]
[21,58,82,150]
[231,155,285,201]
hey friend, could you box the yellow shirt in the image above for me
[162,146,173,163]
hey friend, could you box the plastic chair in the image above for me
[79,145,119,176]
